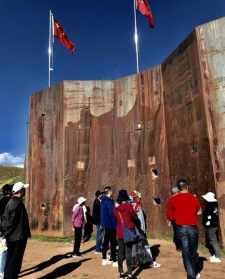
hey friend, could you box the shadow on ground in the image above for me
[19,253,73,277]
[37,259,90,279]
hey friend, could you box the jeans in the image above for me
[96,225,104,252]
[102,228,117,262]
[172,221,181,251]
[205,227,220,258]
[118,239,133,275]
[176,225,199,279]
[0,250,7,274]
[73,227,82,255]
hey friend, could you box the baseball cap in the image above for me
[12,182,29,193]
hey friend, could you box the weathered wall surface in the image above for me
[27,84,65,235]
[62,71,170,236]
[26,17,225,241]
[196,17,225,243]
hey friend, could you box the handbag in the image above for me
[118,211,141,244]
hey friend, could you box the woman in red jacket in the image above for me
[114,190,138,279]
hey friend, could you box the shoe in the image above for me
[196,273,201,279]
[210,256,221,263]
[112,261,118,268]
[94,251,102,255]
[72,254,82,258]
[151,261,161,268]
[102,259,112,266]
[119,272,125,278]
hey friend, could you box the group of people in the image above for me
[0,182,31,279]
[72,186,160,279]
[166,178,222,279]
[0,179,222,279]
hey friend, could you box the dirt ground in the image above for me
[19,239,225,279]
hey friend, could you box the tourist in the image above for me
[202,192,221,263]
[71,196,87,258]
[166,186,181,251]
[82,205,93,243]
[166,179,201,279]
[100,186,117,267]
[114,190,138,278]
[130,190,159,268]
[2,182,31,279]
[0,184,12,279]
[92,190,104,253]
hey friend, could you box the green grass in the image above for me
[32,235,73,243]
[0,166,24,188]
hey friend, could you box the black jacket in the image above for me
[92,198,101,225]
[1,197,31,241]
[202,201,219,228]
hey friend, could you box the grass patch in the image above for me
[32,235,73,243]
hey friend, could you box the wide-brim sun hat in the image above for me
[202,192,217,202]
[77,197,87,205]
[12,182,29,193]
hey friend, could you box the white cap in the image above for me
[202,192,217,202]
[77,197,87,205]
[12,182,29,193]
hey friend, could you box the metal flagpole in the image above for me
[48,10,53,88]
[133,0,140,73]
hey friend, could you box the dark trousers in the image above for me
[73,227,82,255]
[96,225,104,252]
[102,228,117,262]
[118,239,133,275]
[176,226,199,279]
[4,239,27,279]
[205,227,220,258]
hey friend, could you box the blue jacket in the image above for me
[100,196,116,229]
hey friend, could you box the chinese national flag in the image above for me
[53,19,75,53]
[136,0,154,28]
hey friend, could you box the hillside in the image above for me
[0,166,24,188]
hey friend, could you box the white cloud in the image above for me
[0,153,25,168]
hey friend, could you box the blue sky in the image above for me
[0,0,225,167]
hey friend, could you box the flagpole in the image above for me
[48,10,53,88]
[133,0,140,73]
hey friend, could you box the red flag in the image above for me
[53,19,75,53]
[136,0,154,28]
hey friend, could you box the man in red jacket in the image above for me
[166,179,201,279]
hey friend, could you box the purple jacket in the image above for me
[72,204,85,228]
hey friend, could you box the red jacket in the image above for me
[114,203,137,240]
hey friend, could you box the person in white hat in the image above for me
[1,182,31,279]
[202,192,221,263]
[71,197,87,258]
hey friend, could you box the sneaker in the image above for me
[119,272,125,278]
[151,261,161,268]
[210,256,221,263]
[112,261,118,268]
[94,251,102,255]
[102,259,112,266]
[72,254,82,258]
[196,273,201,279]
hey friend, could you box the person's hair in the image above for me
[117,189,130,204]
[95,190,102,198]
[2,184,13,195]
[176,178,189,191]
[104,186,112,195]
